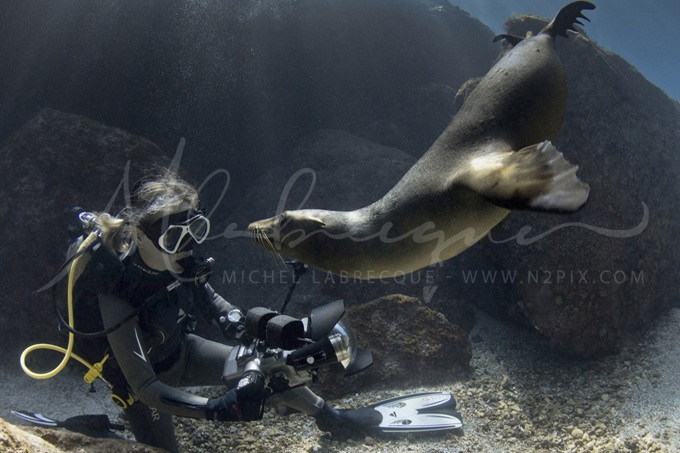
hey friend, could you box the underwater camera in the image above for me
[222,300,373,392]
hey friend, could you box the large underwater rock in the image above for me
[313,294,471,398]
[0,416,163,453]
[438,16,680,357]
[0,109,170,355]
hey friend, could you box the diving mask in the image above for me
[141,210,210,254]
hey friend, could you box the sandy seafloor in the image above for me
[3,307,679,452]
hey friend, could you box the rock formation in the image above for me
[0,417,163,453]
[445,15,680,357]
[314,294,471,398]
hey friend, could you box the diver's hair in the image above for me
[95,213,128,252]
[94,170,199,253]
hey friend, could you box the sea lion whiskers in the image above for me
[250,224,287,268]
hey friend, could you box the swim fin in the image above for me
[371,391,462,432]
[315,391,462,435]
[10,410,124,437]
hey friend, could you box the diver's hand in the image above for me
[234,370,267,421]
[206,390,242,421]
[206,371,267,422]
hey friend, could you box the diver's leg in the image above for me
[178,333,233,386]
[279,386,382,436]
[124,401,179,453]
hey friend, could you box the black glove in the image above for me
[206,371,268,422]
[206,389,242,421]
[234,370,268,421]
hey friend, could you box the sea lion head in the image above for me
[248,209,339,264]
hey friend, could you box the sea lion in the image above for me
[249,2,594,279]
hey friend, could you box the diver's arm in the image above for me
[196,283,244,340]
[98,294,235,420]
[203,282,238,314]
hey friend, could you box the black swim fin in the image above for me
[10,410,125,437]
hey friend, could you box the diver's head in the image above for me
[126,172,210,272]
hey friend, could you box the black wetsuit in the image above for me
[74,247,324,452]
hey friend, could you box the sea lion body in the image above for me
[444,33,567,151]
[249,2,594,278]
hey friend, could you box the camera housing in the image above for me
[222,300,373,391]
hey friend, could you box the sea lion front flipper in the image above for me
[461,141,590,212]
[493,34,525,46]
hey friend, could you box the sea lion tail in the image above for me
[541,1,595,39]
[460,141,590,213]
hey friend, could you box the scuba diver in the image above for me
[18,169,461,452]
[57,170,362,451]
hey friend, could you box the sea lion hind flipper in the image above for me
[541,1,595,39]
[460,141,589,212]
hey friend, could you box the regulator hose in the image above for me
[20,231,111,388]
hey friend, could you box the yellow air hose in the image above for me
[20,231,112,388]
